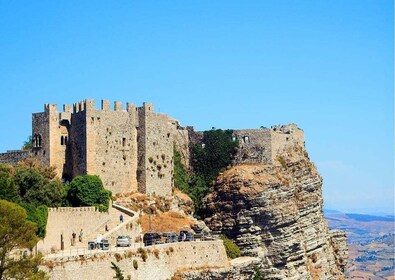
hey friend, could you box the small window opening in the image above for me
[65,136,68,144]
[61,136,64,145]
[122,137,126,147]
[243,136,250,144]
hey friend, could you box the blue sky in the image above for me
[0,1,393,214]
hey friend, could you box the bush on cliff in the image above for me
[221,235,241,259]
[174,129,238,216]
[67,175,111,212]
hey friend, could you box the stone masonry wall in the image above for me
[32,109,50,166]
[0,150,30,165]
[138,103,174,196]
[85,100,139,194]
[232,129,272,165]
[270,123,304,162]
[37,207,110,253]
[42,241,229,280]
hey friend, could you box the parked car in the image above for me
[162,232,178,243]
[116,235,131,247]
[99,239,110,250]
[143,232,162,246]
[178,231,193,242]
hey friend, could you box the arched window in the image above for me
[61,136,64,145]
[65,136,68,145]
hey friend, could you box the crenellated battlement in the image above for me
[48,206,98,213]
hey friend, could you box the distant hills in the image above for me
[324,208,394,279]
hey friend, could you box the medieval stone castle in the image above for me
[0,99,304,196]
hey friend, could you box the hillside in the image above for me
[325,211,394,279]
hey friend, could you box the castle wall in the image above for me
[270,124,304,161]
[41,241,229,280]
[32,110,50,166]
[0,150,30,165]
[232,129,272,165]
[68,110,87,178]
[84,100,138,194]
[137,103,174,196]
[37,207,111,253]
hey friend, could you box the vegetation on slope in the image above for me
[0,199,47,280]
[174,129,238,216]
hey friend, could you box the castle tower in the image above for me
[32,104,69,178]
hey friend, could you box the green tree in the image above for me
[110,262,125,280]
[0,200,47,280]
[22,136,33,150]
[67,175,111,212]
[0,165,18,203]
[173,148,189,193]
[220,235,241,259]
[192,129,238,185]
[13,161,64,207]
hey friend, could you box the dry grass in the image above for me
[140,211,194,233]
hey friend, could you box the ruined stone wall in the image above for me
[37,207,111,253]
[0,150,30,165]
[270,124,304,162]
[42,241,229,280]
[232,129,272,165]
[84,100,138,194]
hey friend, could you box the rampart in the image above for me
[37,206,111,253]
[0,150,30,165]
[41,241,229,280]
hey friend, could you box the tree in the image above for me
[67,175,111,212]
[22,136,33,150]
[110,262,125,280]
[0,165,18,203]
[0,200,47,280]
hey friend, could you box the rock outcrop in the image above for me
[202,144,348,279]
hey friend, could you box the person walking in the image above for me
[79,229,83,242]
[72,232,76,246]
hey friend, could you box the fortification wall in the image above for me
[37,207,110,253]
[232,129,272,165]
[42,241,229,280]
[32,109,50,166]
[270,124,304,161]
[138,103,173,196]
[0,150,30,165]
[67,110,87,178]
[84,100,139,194]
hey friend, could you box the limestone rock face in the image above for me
[202,145,348,280]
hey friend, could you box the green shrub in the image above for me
[174,129,238,217]
[67,175,111,212]
[133,259,138,270]
[20,203,48,238]
[221,235,241,259]
[253,266,265,280]
[137,248,147,262]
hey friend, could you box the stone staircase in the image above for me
[74,203,137,249]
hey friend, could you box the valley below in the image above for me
[325,210,394,279]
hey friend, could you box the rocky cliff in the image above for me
[202,144,348,280]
